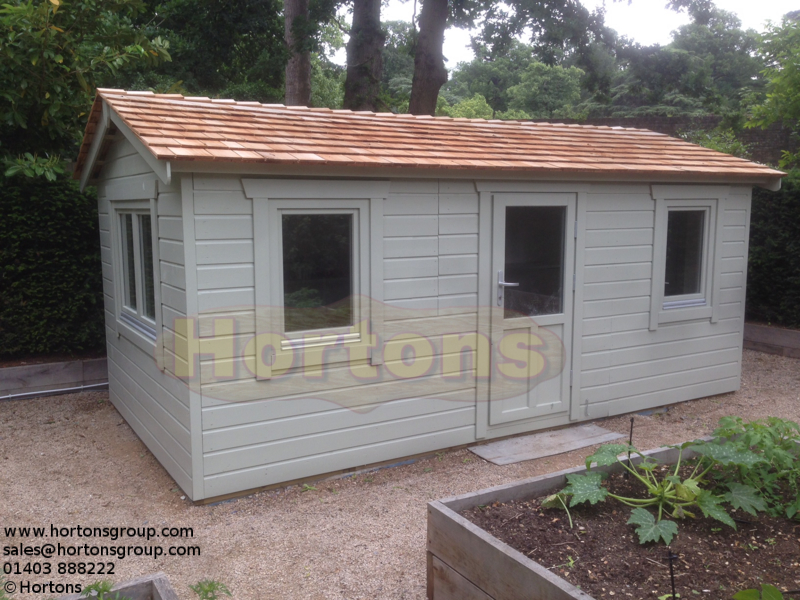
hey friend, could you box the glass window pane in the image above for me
[122,214,137,311]
[665,210,704,297]
[282,214,353,332]
[504,206,565,317]
[139,214,156,320]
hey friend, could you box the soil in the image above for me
[1,349,799,599]
[463,468,800,600]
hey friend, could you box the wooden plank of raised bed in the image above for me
[59,573,176,600]
[428,501,593,600]
[432,556,494,600]
[0,361,82,393]
[153,575,180,600]
[744,323,800,359]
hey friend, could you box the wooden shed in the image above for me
[74,89,784,502]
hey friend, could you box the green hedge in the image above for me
[0,177,105,358]
[747,170,800,329]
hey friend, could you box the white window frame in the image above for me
[245,179,389,380]
[269,200,369,349]
[650,186,726,330]
[111,198,162,351]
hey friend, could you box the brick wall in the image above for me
[532,116,796,166]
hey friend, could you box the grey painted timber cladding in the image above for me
[95,130,755,501]
[97,137,192,498]
[575,187,750,421]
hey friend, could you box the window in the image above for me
[663,209,707,307]
[650,187,726,330]
[246,179,390,380]
[118,210,157,339]
[282,213,354,333]
[264,199,371,358]
[503,205,566,317]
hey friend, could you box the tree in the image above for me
[285,0,312,105]
[408,0,610,115]
[670,8,763,113]
[343,0,385,110]
[111,0,286,103]
[748,16,800,135]
[408,0,449,115]
[377,20,416,113]
[0,0,170,172]
[438,93,493,118]
[283,0,340,106]
[478,0,615,94]
[506,62,583,118]
[446,41,536,114]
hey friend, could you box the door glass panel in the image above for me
[665,210,704,297]
[504,206,565,317]
[282,213,354,332]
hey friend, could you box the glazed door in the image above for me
[489,193,575,425]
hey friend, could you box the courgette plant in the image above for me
[543,439,767,545]
[711,417,800,519]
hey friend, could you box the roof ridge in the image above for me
[96,89,671,133]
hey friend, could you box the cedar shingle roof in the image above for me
[74,89,785,186]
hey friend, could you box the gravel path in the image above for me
[1,349,798,599]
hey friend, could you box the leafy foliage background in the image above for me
[0,177,104,358]
[746,171,800,329]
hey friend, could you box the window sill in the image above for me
[116,314,158,359]
[658,305,713,325]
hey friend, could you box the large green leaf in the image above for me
[689,442,764,468]
[563,472,608,507]
[696,490,736,528]
[724,483,767,516]
[674,483,696,502]
[733,585,785,600]
[541,492,568,510]
[681,478,702,497]
[626,507,678,545]
[585,444,631,469]
[732,590,762,600]
[762,585,785,600]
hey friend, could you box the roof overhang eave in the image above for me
[165,158,785,189]
[77,99,171,190]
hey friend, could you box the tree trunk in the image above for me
[343,0,385,111]
[285,0,311,106]
[409,0,449,116]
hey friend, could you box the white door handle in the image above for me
[498,270,519,306]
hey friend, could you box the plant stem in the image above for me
[558,495,574,529]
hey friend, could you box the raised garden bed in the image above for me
[60,573,178,600]
[427,444,800,600]
[0,356,107,401]
[744,323,800,359]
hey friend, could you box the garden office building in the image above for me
[74,89,784,502]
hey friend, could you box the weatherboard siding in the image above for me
[576,186,750,419]
[97,138,192,497]
[196,177,482,498]
[96,153,756,501]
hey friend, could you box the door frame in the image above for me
[475,182,589,439]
